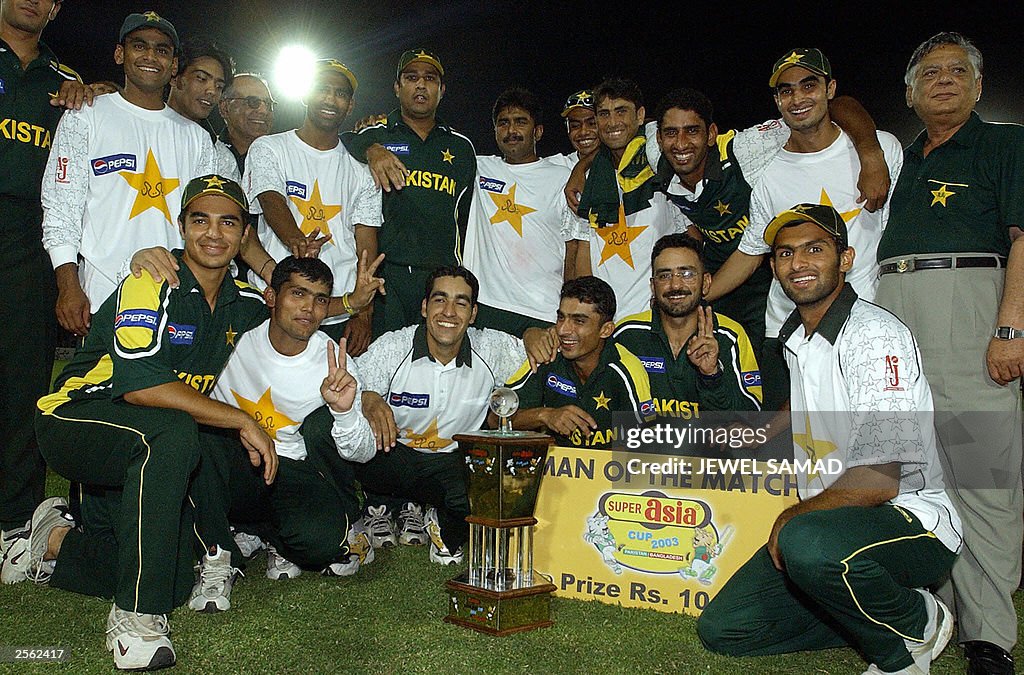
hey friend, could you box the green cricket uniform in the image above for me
[875,111,1024,651]
[613,308,762,418]
[656,131,774,349]
[506,340,655,449]
[342,110,476,333]
[35,251,265,614]
[0,39,79,531]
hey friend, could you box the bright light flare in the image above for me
[273,45,316,100]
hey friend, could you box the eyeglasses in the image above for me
[653,269,700,283]
[223,96,277,111]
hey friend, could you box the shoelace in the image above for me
[364,508,393,536]
[399,505,425,532]
[107,610,170,638]
[197,557,242,594]
[268,548,297,571]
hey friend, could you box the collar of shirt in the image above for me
[410,323,473,367]
[385,107,451,138]
[906,110,982,159]
[0,37,58,72]
[779,283,858,346]
[171,249,242,306]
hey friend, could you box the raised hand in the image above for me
[349,250,386,312]
[687,306,720,377]
[321,339,358,413]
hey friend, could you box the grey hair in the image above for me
[223,72,272,99]
[905,32,983,85]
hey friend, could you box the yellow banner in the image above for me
[533,446,797,615]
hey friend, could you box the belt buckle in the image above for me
[895,259,911,273]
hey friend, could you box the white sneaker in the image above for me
[188,546,240,613]
[0,522,29,584]
[861,590,952,675]
[105,603,175,671]
[1,497,75,585]
[398,502,428,546]
[363,505,397,549]
[265,545,301,580]
[322,520,375,577]
[231,527,265,559]
[425,507,463,565]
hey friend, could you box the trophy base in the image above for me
[444,573,556,636]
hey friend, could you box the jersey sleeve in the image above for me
[700,314,763,411]
[505,359,544,409]
[877,131,905,233]
[841,314,927,470]
[611,344,656,424]
[474,328,529,383]
[109,272,178,398]
[737,180,773,255]
[340,124,385,164]
[41,108,91,269]
[644,120,661,171]
[350,162,383,228]
[242,137,283,215]
[195,137,218,177]
[353,326,416,395]
[732,119,788,186]
[214,142,241,182]
[329,354,377,463]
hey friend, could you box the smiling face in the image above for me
[555,297,614,364]
[169,56,225,122]
[494,105,542,164]
[596,96,644,152]
[394,61,444,120]
[650,245,710,318]
[771,220,854,310]
[773,65,835,133]
[178,194,246,273]
[907,43,981,126]
[115,27,178,96]
[421,275,477,353]
[657,107,717,186]
[266,272,331,351]
[220,75,275,145]
[304,69,354,132]
[565,107,599,159]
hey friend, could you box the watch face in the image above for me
[995,327,1011,339]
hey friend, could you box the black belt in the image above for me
[879,255,1007,276]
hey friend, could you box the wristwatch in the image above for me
[993,326,1024,340]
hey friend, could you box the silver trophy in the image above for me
[489,386,520,435]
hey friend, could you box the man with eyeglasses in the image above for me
[614,233,762,419]
[243,58,380,356]
[219,73,275,176]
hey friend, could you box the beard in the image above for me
[654,290,701,318]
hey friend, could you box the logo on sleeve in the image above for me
[91,153,137,176]
[383,143,410,155]
[638,356,666,374]
[55,156,70,183]
[639,399,656,418]
[167,323,197,345]
[478,176,506,193]
[546,373,577,398]
[114,309,159,329]
[742,371,762,387]
[285,181,307,199]
[389,392,430,408]
[883,356,904,391]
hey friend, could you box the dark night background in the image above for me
[43,1,1023,155]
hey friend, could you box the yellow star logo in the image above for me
[818,188,861,226]
[488,184,537,236]
[289,179,341,247]
[225,325,237,346]
[204,175,227,190]
[713,200,731,217]
[119,149,180,222]
[404,417,452,452]
[791,413,838,480]
[48,90,60,99]
[593,391,611,410]
[143,11,162,21]
[781,51,805,68]
[925,180,967,207]
[596,203,648,269]
[441,148,454,164]
[232,387,298,441]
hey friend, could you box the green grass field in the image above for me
[1,473,1022,674]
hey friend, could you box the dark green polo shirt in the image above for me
[657,130,772,343]
[39,250,267,413]
[506,339,655,449]
[0,38,79,234]
[342,109,477,267]
[613,308,762,418]
[878,112,1024,260]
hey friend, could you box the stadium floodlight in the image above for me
[273,45,316,100]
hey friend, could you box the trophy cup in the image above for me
[444,387,556,635]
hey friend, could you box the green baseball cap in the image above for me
[763,203,848,248]
[180,174,249,214]
[769,48,832,87]
[396,48,444,79]
[561,90,595,118]
[118,10,180,50]
[316,58,358,93]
